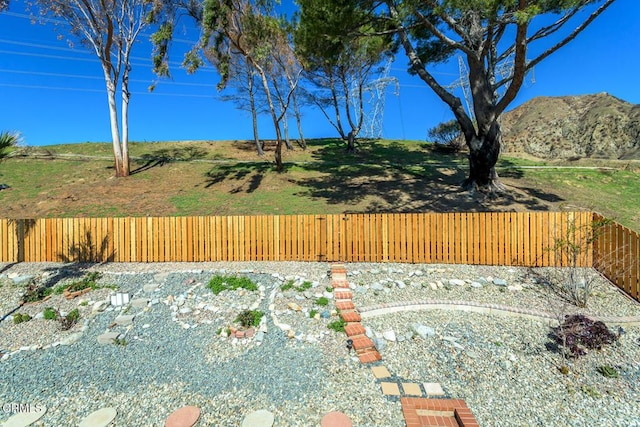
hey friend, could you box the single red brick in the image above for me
[245,327,255,338]
[334,290,353,300]
[351,336,374,350]
[336,301,355,311]
[235,330,245,338]
[344,323,366,337]
[332,279,350,288]
[340,311,361,322]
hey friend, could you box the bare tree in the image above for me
[34,0,162,177]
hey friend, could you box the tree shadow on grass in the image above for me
[131,146,208,175]
[204,162,289,193]
[293,139,556,213]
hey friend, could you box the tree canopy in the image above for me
[355,0,616,192]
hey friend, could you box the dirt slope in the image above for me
[501,93,640,159]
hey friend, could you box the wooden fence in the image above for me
[0,211,637,301]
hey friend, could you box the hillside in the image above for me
[0,139,638,231]
[501,93,640,159]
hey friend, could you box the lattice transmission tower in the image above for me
[352,57,399,139]
[446,55,536,122]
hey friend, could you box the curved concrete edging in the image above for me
[358,300,640,327]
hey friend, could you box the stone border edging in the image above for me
[358,300,640,326]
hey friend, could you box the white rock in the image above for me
[383,330,397,342]
[92,301,109,313]
[142,324,150,329]
[449,279,466,286]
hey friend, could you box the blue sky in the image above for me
[1,0,639,147]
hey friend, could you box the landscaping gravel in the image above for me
[1,261,639,426]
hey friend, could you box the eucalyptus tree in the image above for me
[353,0,616,192]
[34,0,164,177]
[295,0,393,152]
[154,0,300,170]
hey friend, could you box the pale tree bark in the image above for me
[35,0,156,177]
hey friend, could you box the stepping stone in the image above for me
[60,332,83,346]
[241,409,274,427]
[320,411,352,427]
[423,382,445,396]
[79,407,117,427]
[371,366,391,379]
[131,298,149,308]
[165,406,200,427]
[114,315,135,326]
[401,382,422,396]
[2,405,46,427]
[380,382,400,396]
[97,332,120,345]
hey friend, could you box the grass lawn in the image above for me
[0,138,638,231]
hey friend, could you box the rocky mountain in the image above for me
[500,93,640,159]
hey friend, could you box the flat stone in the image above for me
[371,366,391,379]
[165,405,200,427]
[493,278,507,286]
[11,275,34,285]
[153,272,169,283]
[383,330,397,342]
[241,409,275,427]
[371,283,384,291]
[380,382,400,396]
[395,280,406,289]
[114,315,135,326]
[60,332,83,346]
[423,382,445,396]
[178,307,192,315]
[92,300,109,313]
[508,284,523,291]
[131,298,149,308]
[79,407,117,427]
[97,332,120,345]
[470,281,483,288]
[321,411,352,427]
[449,279,466,286]
[411,323,435,339]
[2,405,46,427]
[429,282,438,290]
[143,283,159,292]
[402,382,423,396]
[287,302,302,312]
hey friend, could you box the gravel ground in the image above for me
[0,261,639,426]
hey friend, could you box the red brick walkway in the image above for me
[330,264,481,427]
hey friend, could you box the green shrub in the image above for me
[235,309,263,328]
[43,307,58,320]
[22,285,53,303]
[280,280,295,291]
[597,365,619,379]
[13,313,32,324]
[208,275,257,295]
[327,318,346,333]
[59,308,80,330]
[315,297,329,306]
[309,309,318,318]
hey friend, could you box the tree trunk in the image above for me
[249,82,263,157]
[255,64,284,171]
[121,77,131,177]
[462,120,505,193]
[292,89,306,149]
[104,75,124,177]
[346,131,356,153]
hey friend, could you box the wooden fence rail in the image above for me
[0,211,637,301]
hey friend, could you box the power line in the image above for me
[0,68,218,88]
[0,82,215,98]
[1,11,197,44]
